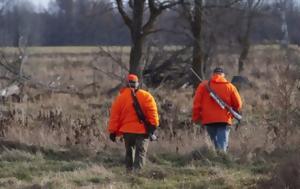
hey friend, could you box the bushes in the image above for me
[258,153,300,189]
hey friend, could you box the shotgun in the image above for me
[130,88,158,141]
[190,68,242,122]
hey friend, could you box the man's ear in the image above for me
[135,82,140,89]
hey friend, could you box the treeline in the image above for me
[0,0,299,46]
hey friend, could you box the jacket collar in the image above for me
[119,87,127,94]
[210,74,229,84]
[119,87,138,94]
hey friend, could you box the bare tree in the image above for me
[277,0,289,47]
[180,0,241,86]
[115,0,179,76]
[0,0,30,85]
[284,0,300,45]
[237,0,263,74]
[0,36,29,82]
[181,0,204,87]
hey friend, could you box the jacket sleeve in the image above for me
[144,94,159,127]
[230,85,242,111]
[192,83,205,123]
[107,95,122,134]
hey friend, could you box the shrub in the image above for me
[258,153,300,189]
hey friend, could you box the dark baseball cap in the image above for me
[213,67,224,74]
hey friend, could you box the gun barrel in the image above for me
[209,92,225,109]
[190,68,203,81]
[229,108,242,121]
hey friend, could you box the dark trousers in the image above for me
[123,133,149,170]
[205,123,230,152]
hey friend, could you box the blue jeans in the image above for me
[205,123,230,152]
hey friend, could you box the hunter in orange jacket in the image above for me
[192,70,242,126]
[107,74,159,171]
[108,87,159,135]
[192,67,242,152]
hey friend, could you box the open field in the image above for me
[0,46,186,55]
[2,138,290,189]
[0,45,299,188]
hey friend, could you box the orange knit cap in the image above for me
[127,74,138,82]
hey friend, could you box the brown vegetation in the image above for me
[0,45,299,188]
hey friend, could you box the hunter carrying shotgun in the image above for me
[192,67,242,153]
[107,74,159,172]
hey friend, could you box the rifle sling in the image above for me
[130,89,151,133]
[207,80,225,106]
[205,80,240,120]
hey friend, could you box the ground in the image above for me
[0,45,299,189]
[0,139,278,189]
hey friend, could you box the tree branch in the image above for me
[253,0,263,10]
[97,46,129,72]
[143,0,161,34]
[143,0,180,36]
[144,28,164,35]
[180,0,194,25]
[160,0,181,9]
[91,65,123,81]
[116,0,132,29]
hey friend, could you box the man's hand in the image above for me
[147,124,156,134]
[109,133,116,142]
[192,121,202,127]
[146,124,158,141]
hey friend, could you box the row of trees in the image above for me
[0,0,128,46]
[0,0,299,46]
[0,0,300,79]
[115,0,300,80]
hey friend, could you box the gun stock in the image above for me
[228,107,242,120]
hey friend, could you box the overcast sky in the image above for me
[30,0,51,8]
[29,0,299,8]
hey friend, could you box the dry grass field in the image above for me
[0,45,299,189]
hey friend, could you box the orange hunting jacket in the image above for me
[108,88,159,135]
[192,74,242,125]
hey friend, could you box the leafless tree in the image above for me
[180,0,241,86]
[237,0,263,74]
[181,0,204,86]
[277,0,289,47]
[0,35,29,102]
[115,0,180,76]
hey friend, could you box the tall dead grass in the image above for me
[0,45,299,167]
[258,151,300,189]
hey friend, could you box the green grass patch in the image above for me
[149,152,188,166]
[0,149,43,162]
[249,162,273,174]
[0,154,87,182]
[15,171,32,181]
[0,144,280,189]
[88,177,103,184]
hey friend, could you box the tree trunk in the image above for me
[280,0,289,48]
[129,36,144,75]
[238,9,253,74]
[191,0,203,88]
[129,0,145,76]
[117,0,178,77]
[238,42,249,74]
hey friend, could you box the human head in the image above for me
[213,67,225,77]
[127,74,139,89]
